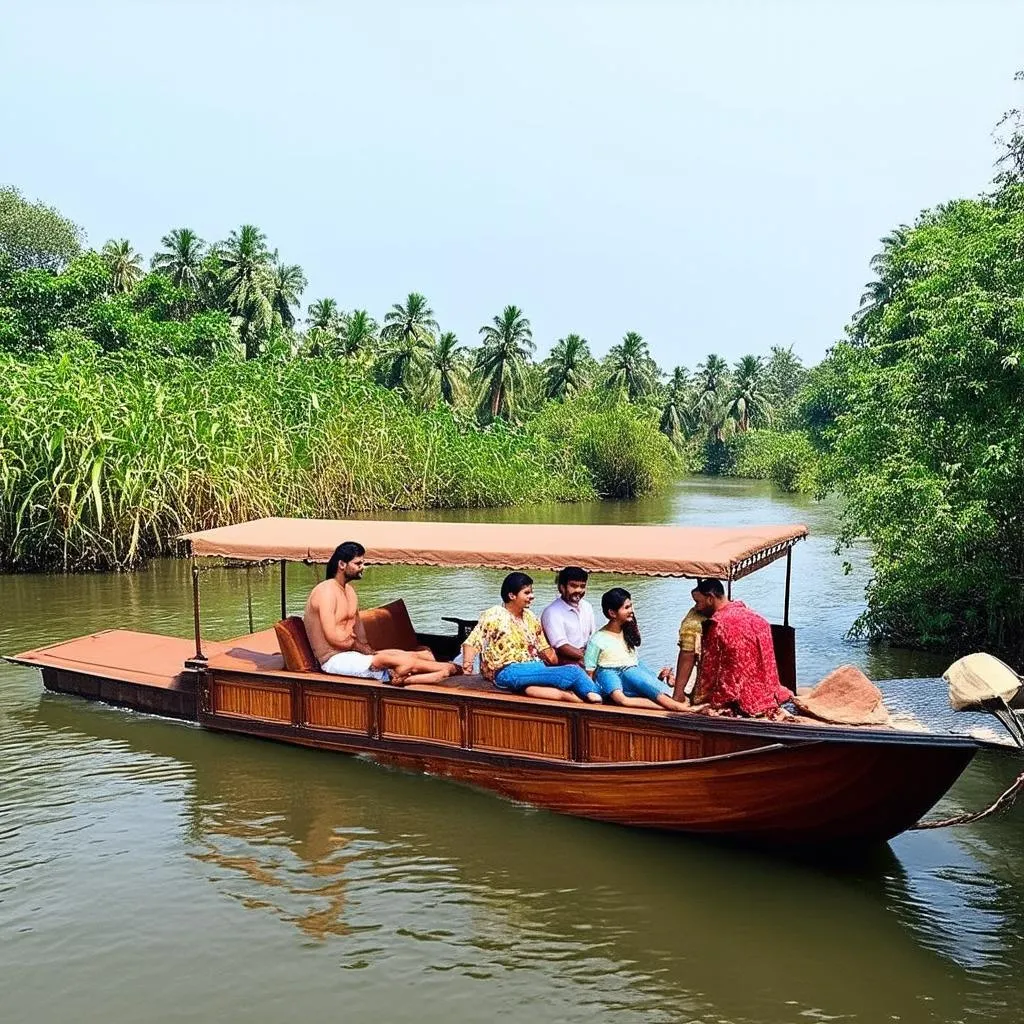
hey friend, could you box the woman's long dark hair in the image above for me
[601,587,641,651]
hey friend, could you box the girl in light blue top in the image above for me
[584,588,689,711]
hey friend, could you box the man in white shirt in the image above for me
[540,566,596,666]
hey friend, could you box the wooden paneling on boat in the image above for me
[191,639,976,847]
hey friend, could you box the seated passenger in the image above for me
[690,578,793,717]
[539,565,595,666]
[304,541,460,686]
[673,585,708,701]
[585,588,689,712]
[461,572,602,703]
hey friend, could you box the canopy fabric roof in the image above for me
[183,518,808,580]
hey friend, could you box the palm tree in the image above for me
[301,298,341,357]
[339,309,378,358]
[659,395,685,447]
[693,353,729,395]
[543,334,593,399]
[101,239,144,293]
[268,258,307,329]
[692,354,731,443]
[151,228,206,290]
[307,297,341,333]
[381,292,438,347]
[852,225,910,341]
[659,365,692,445]
[851,279,891,340]
[605,331,657,401]
[425,331,467,405]
[378,293,438,388]
[667,365,689,398]
[475,305,535,420]
[218,225,273,359]
[726,354,773,432]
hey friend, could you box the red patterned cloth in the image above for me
[695,601,793,716]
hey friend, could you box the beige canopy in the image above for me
[183,518,807,580]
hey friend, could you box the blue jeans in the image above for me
[494,660,601,698]
[595,662,669,701]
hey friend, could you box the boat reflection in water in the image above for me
[29,693,1024,1023]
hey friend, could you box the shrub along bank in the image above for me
[691,429,821,494]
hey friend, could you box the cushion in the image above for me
[360,599,419,652]
[274,616,321,673]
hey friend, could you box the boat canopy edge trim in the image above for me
[182,518,808,580]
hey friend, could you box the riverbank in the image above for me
[0,349,678,571]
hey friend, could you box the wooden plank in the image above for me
[213,678,292,723]
[381,698,461,746]
[587,722,697,763]
[303,689,370,733]
[471,708,570,760]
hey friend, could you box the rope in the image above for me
[911,768,1024,829]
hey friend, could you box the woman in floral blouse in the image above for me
[462,572,602,703]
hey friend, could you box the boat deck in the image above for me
[8,629,233,718]
[8,627,552,720]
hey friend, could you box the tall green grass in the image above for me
[0,351,596,570]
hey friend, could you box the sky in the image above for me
[2,0,1022,369]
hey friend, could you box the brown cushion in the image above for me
[274,616,321,673]
[360,599,419,651]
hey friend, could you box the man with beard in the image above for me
[304,541,460,685]
[540,566,595,666]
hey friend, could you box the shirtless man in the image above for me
[304,541,460,686]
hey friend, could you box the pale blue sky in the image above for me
[2,1,1021,368]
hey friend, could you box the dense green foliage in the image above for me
[708,429,820,494]
[819,187,1024,660]
[0,351,594,571]
[0,186,83,272]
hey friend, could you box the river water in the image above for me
[2,478,1023,1024]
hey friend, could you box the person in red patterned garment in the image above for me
[690,578,793,718]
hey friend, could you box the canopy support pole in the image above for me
[280,559,287,620]
[727,577,732,599]
[783,547,793,627]
[187,557,206,666]
[246,565,255,634]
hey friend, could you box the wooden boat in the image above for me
[7,517,983,848]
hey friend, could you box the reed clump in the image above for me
[714,429,820,494]
[531,394,682,499]
[0,351,595,571]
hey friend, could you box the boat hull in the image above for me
[372,741,974,845]
[9,629,979,848]
[195,665,976,848]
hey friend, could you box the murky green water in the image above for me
[2,478,1023,1023]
